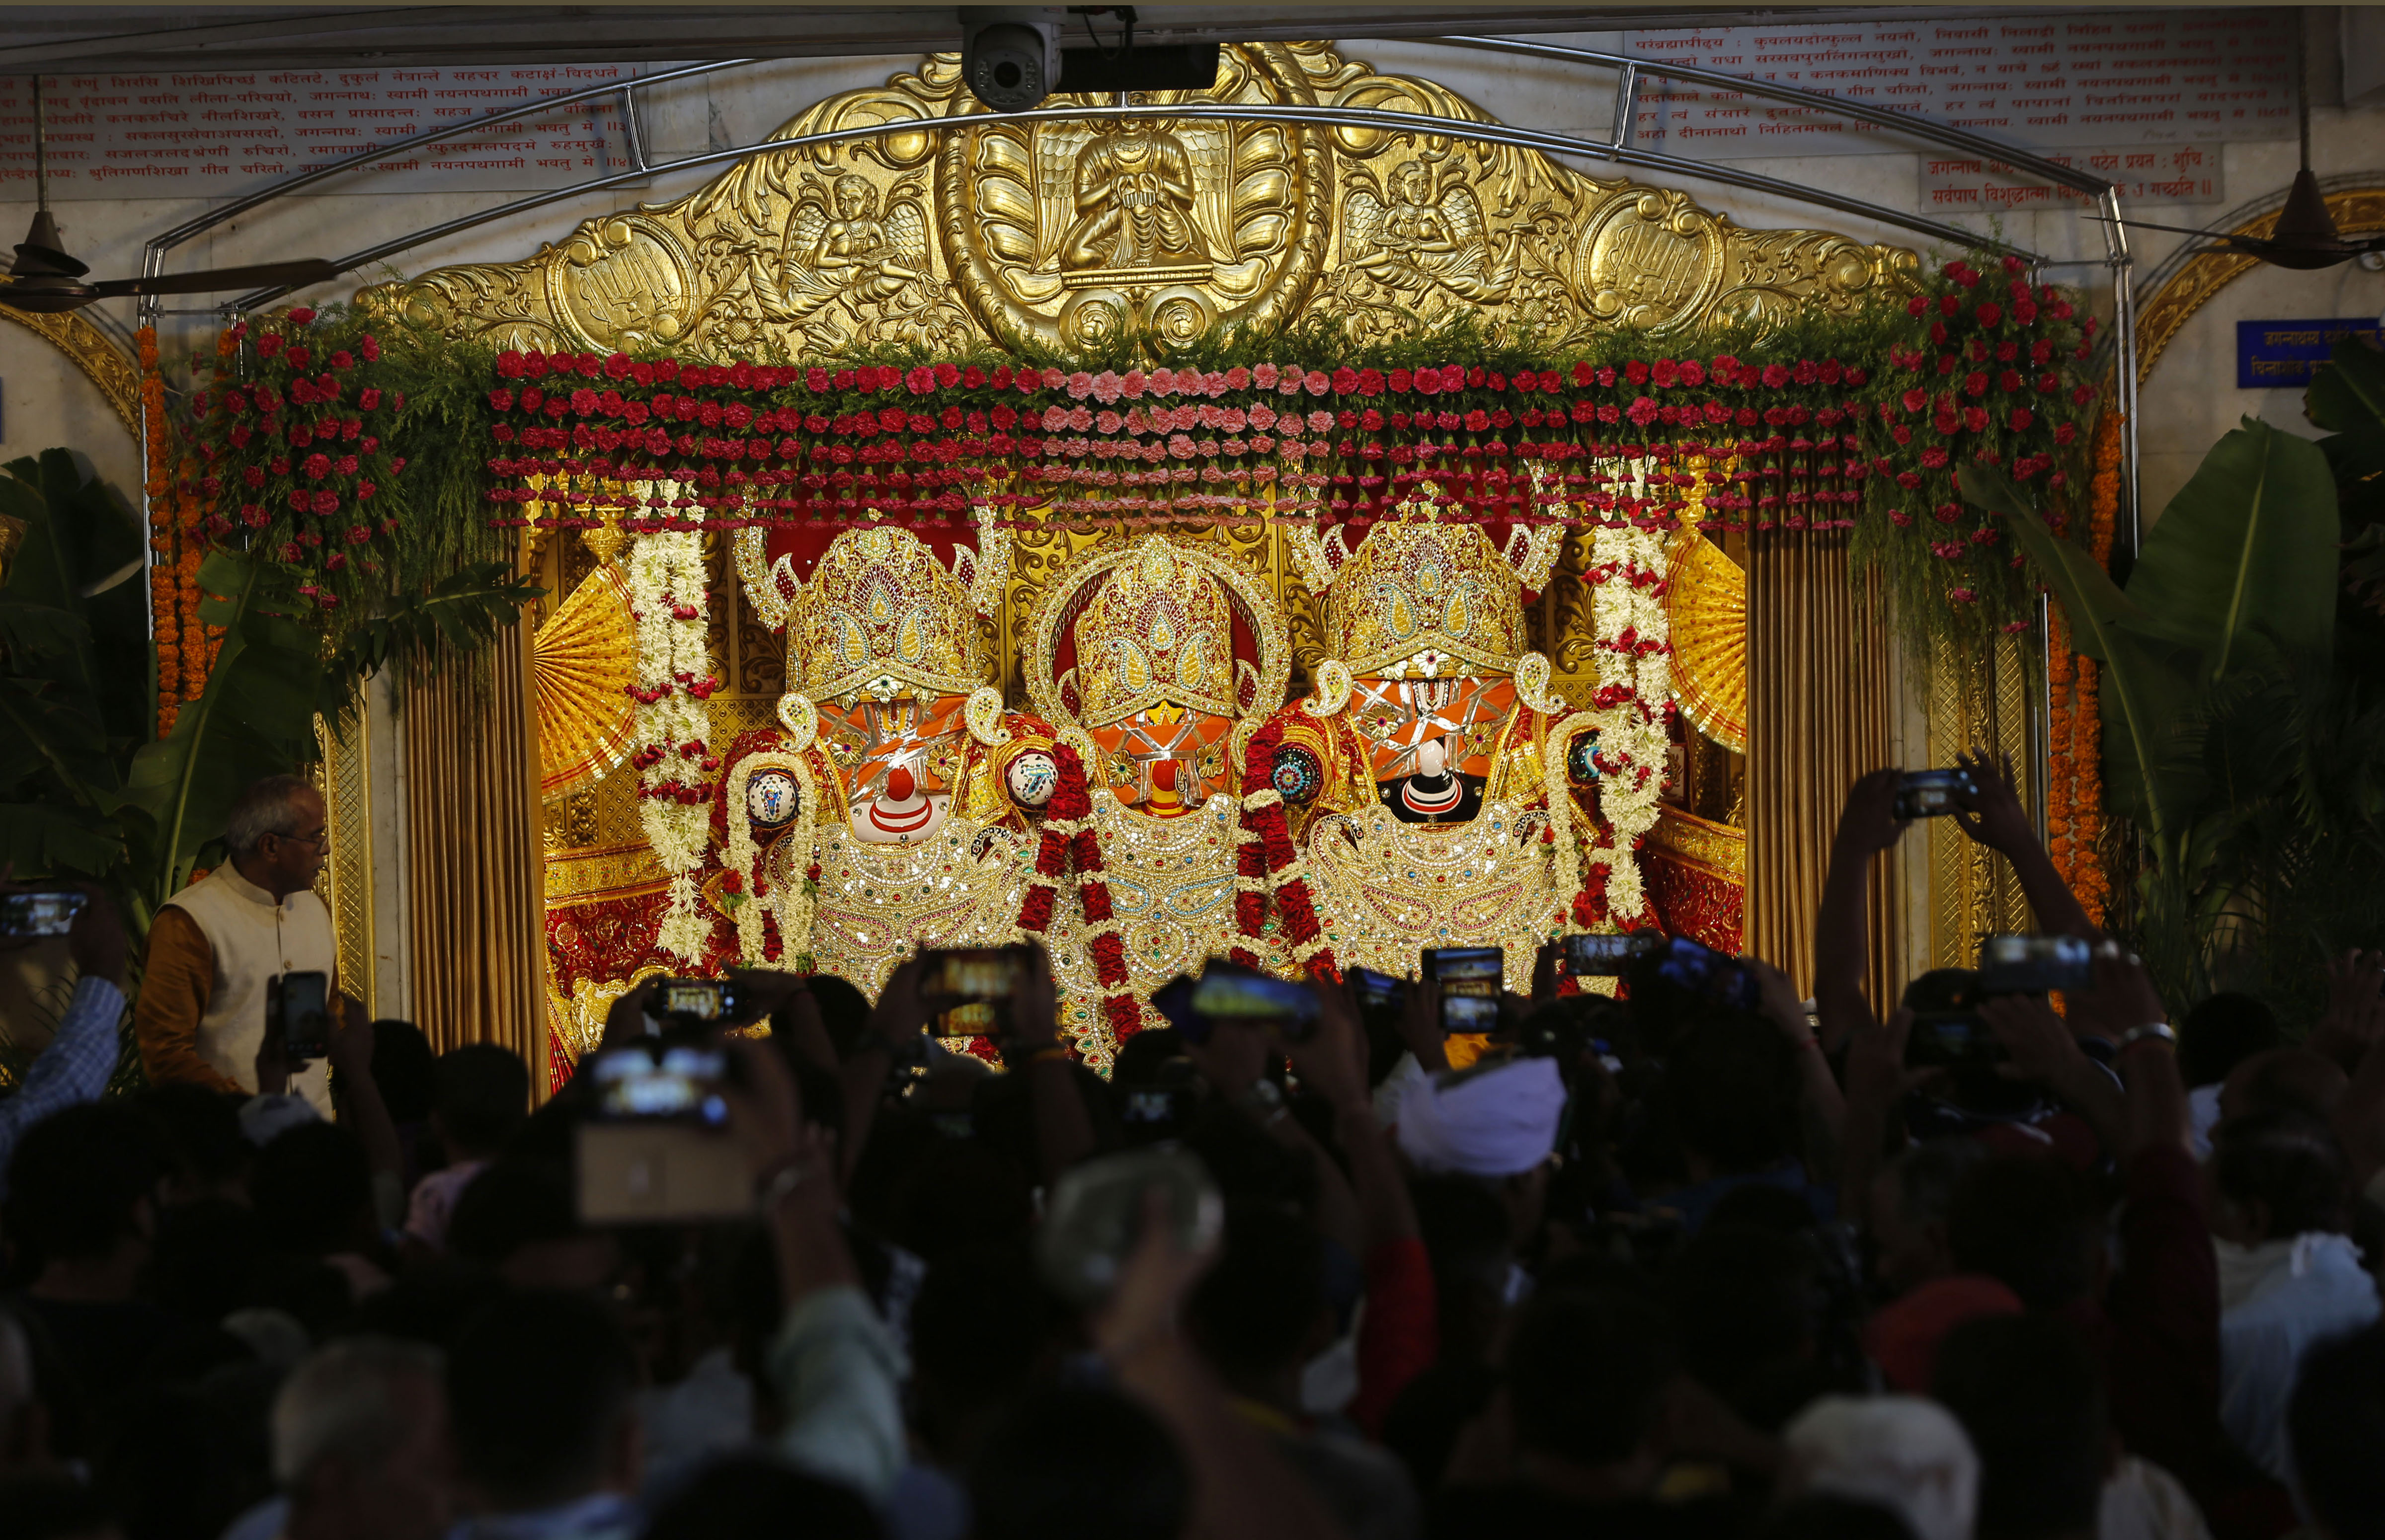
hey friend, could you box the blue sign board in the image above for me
[2237,317,2382,389]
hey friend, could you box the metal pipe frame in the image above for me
[137,57,757,284]
[1437,35,2116,197]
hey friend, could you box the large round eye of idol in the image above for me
[746,769,802,831]
[1006,749,1060,809]
[1567,732,1602,785]
[1272,743,1324,805]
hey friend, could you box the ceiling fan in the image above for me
[2088,16,2382,271]
[4,74,340,315]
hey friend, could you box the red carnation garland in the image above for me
[1230,721,1340,980]
[1013,740,1143,1044]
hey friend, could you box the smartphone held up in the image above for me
[917,945,1032,1037]
[575,1039,751,1225]
[1188,959,1321,1043]
[267,970,331,1061]
[1894,768,1977,820]
[0,890,86,939]
[1424,946,1503,1035]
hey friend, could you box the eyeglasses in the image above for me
[273,829,328,849]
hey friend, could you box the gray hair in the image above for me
[271,1336,445,1487]
[225,774,319,857]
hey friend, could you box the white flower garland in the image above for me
[1583,519,1673,927]
[628,530,720,965]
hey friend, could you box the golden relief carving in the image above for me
[0,301,141,440]
[365,42,1911,357]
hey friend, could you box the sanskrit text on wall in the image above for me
[1621,12,2295,159]
[1919,142,2223,211]
[2237,319,2384,389]
[0,67,638,200]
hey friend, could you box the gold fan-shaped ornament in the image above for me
[534,563,639,796]
[1665,531,1748,754]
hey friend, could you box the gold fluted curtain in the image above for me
[403,620,547,1086]
[1746,529,1898,1010]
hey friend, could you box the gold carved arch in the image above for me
[2134,185,2385,386]
[486,43,1919,1037]
[364,42,1914,359]
[0,302,141,441]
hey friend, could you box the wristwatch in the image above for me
[2118,1022,2177,1052]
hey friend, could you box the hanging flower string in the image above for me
[1013,738,1142,1046]
[468,257,2093,643]
[1229,721,1340,979]
[626,530,720,964]
[2053,409,2122,925]
[140,326,181,735]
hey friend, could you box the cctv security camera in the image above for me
[961,9,1060,113]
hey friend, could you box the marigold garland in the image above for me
[141,327,179,735]
[2045,409,2118,925]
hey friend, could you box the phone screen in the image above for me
[1976,934,2095,995]
[1191,970,1319,1025]
[274,970,330,1059]
[1655,936,1760,1012]
[920,947,1028,1000]
[1349,966,1405,1020]
[0,892,86,938]
[658,979,734,1023]
[930,1000,1008,1039]
[1424,947,1503,985]
[1905,1014,2007,1069]
[1895,769,1976,820]
[1565,932,1659,975]
[587,1044,730,1127]
[1438,982,1502,1035]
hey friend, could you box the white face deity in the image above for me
[745,770,803,834]
[1005,750,1059,809]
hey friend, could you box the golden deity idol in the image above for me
[719,521,1050,991]
[1023,535,1290,1029]
[1261,515,1585,981]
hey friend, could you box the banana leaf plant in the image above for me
[0,452,540,932]
[1965,414,2370,1006]
[2311,338,2385,618]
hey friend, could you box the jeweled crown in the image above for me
[787,526,991,702]
[1325,519,1524,677]
[1072,537,1238,728]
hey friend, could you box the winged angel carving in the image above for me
[1339,156,1514,307]
[743,170,971,353]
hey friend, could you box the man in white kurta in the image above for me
[135,775,338,1115]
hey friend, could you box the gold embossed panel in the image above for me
[365,43,1912,358]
